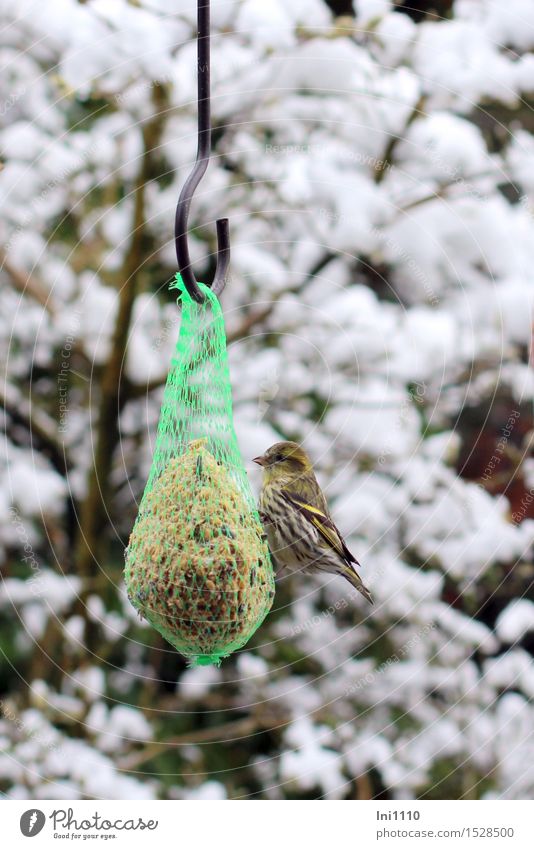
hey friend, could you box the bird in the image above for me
[254,441,373,604]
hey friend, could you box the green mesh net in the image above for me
[125,275,275,666]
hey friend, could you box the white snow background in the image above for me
[1,0,534,800]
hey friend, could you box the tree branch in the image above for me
[397,170,496,213]
[117,710,290,771]
[1,382,71,477]
[123,251,338,400]
[374,95,425,185]
[75,84,168,580]
[0,249,56,315]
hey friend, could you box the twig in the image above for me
[355,772,374,799]
[0,249,56,315]
[1,382,71,476]
[230,251,336,344]
[124,251,337,399]
[396,170,496,214]
[117,711,289,771]
[374,94,426,184]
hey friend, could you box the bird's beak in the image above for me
[253,455,267,467]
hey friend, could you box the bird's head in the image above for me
[253,441,312,483]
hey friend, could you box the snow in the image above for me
[458,0,534,52]
[496,600,534,644]
[178,664,222,699]
[2,0,534,804]
[84,701,153,754]
[357,0,392,25]
[280,717,345,799]
[70,667,106,702]
[6,459,66,517]
[484,649,534,699]
[325,379,421,460]
[375,12,416,65]
[400,112,491,180]
[413,20,518,111]
[74,272,118,364]
[179,780,228,800]
[237,652,269,679]
[236,0,296,50]
[46,737,157,799]
[0,572,81,612]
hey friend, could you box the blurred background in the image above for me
[2,0,534,800]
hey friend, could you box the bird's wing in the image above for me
[281,490,360,566]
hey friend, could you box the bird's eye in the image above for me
[274,453,285,463]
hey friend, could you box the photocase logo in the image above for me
[20,809,46,837]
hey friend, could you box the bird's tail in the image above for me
[339,562,373,604]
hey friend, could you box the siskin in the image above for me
[254,441,373,604]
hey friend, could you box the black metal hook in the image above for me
[175,0,230,304]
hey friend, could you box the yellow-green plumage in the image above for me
[254,441,373,604]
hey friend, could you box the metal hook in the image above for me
[175,0,230,304]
